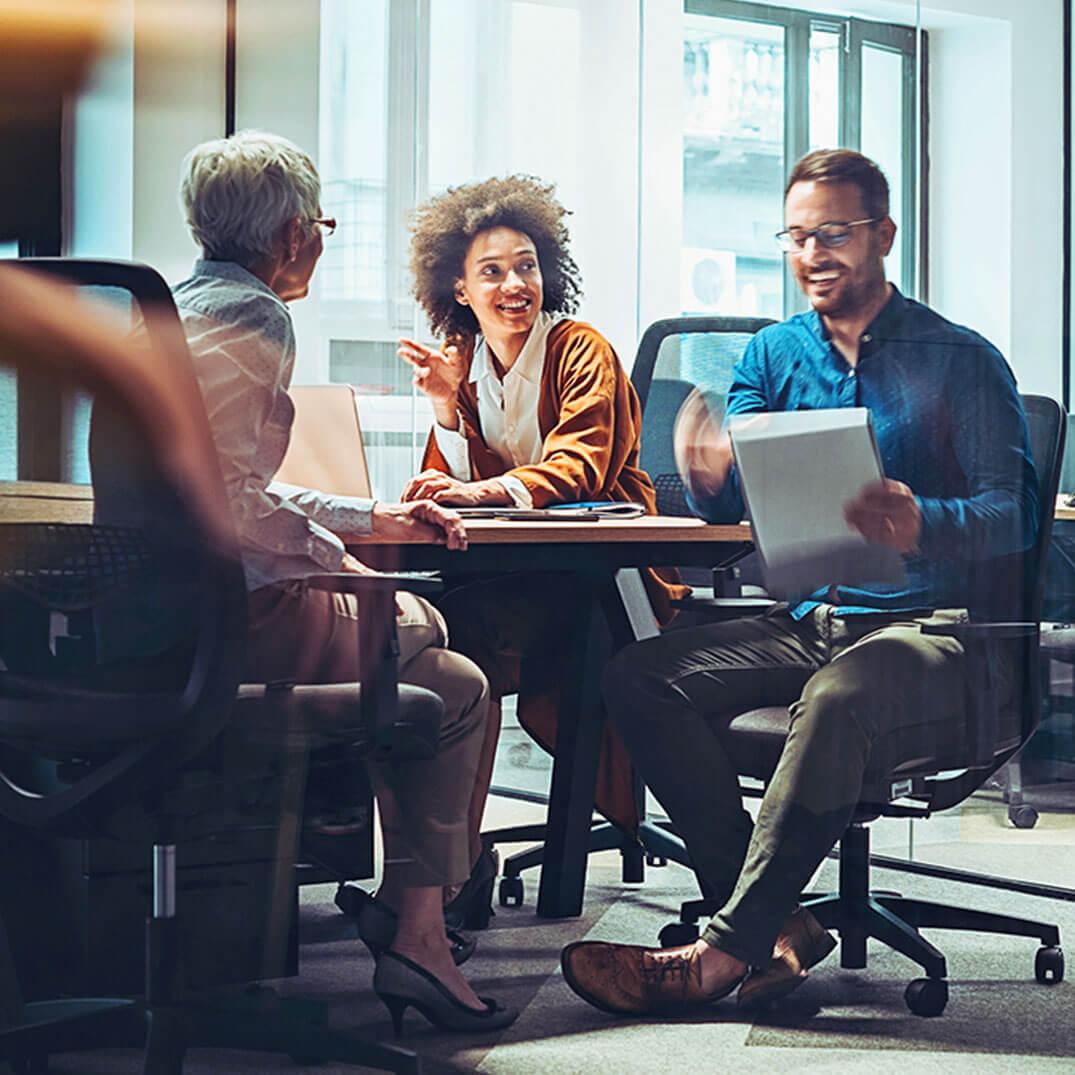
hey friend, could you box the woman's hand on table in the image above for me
[371,500,469,550]
[401,472,512,507]
[398,337,466,428]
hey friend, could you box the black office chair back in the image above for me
[632,316,776,517]
[0,258,247,828]
[1041,413,1075,623]
[1020,395,1066,623]
[1001,394,1065,749]
[915,393,1063,812]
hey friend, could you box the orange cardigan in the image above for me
[422,319,688,833]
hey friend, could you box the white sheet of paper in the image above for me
[728,408,907,598]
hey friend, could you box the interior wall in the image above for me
[925,0,1062,399]
[927,18,1012,363]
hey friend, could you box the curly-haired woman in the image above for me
[398,176,685,918]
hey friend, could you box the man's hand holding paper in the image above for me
[711,408,908,598]
[843,478,923,555]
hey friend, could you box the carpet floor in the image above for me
[35,835,1075,1073]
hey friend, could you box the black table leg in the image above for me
[535,590,611,918]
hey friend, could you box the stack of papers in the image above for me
[728,408,906,598]
[454,501,647,522]
[547,502,647,518]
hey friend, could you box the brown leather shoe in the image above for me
[561,940,745,1016]
[737,906,836,1010]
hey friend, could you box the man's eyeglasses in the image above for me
[775,218,877,253]
[309,216,337,237]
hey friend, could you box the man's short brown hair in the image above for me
[785,149,890,220]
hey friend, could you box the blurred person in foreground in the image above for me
[397,176,687,921]
[0,0,228,533]
[171,130,515,1032]
[561,149,1038,1016]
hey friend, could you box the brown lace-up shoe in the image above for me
[561,940,745,1016]
[737,906,836,1010]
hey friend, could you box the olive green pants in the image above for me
[604,604,986,967]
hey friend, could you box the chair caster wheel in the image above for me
[1036,945,1064,983]
[499,875,524,907]
[1009,804,1039,829]
[646,854,667,867]
[904,977,948,1016]
[333,884,364,917]
[658,922,699,947]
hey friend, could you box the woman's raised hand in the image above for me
[398,338,466,413]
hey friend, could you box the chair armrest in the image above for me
[922,620,1038,772]
[305,571,443,597]
[921,621,1038,642]
[302,572,443,756]
[672,595,776,621]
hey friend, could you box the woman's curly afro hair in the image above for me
[409,174,582,341]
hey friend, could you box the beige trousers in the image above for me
[245,582,489,887]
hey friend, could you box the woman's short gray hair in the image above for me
[179,129,321,266]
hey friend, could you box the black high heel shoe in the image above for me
[373,950,518,1035]
[339,886,477,966]
[443,846,499,931]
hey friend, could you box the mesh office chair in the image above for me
[1004,414,1075,827]
[658,394,1066,1017]
[477,318,779,913]
[0,259,443,1075]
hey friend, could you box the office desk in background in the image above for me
[345,515,752,917]
[0,481,93,522]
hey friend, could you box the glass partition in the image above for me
[302,0,1075,901]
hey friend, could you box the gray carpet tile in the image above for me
[475,858,1075,1074]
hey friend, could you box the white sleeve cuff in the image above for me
[500,474,533,508]
[431,418,472,481]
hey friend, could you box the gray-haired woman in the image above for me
[173,130,515,1033]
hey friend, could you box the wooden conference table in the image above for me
[8,482,1073,524]
[345,515,752,918]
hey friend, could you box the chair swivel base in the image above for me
[488,819,690,910]
[0,989,425,1075]
[0,997,143,1072]
[144,988,425,1075]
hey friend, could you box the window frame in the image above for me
[684,0,926,317]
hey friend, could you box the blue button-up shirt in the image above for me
[687,288,1039,619]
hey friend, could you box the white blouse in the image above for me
[432,312,562,507]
